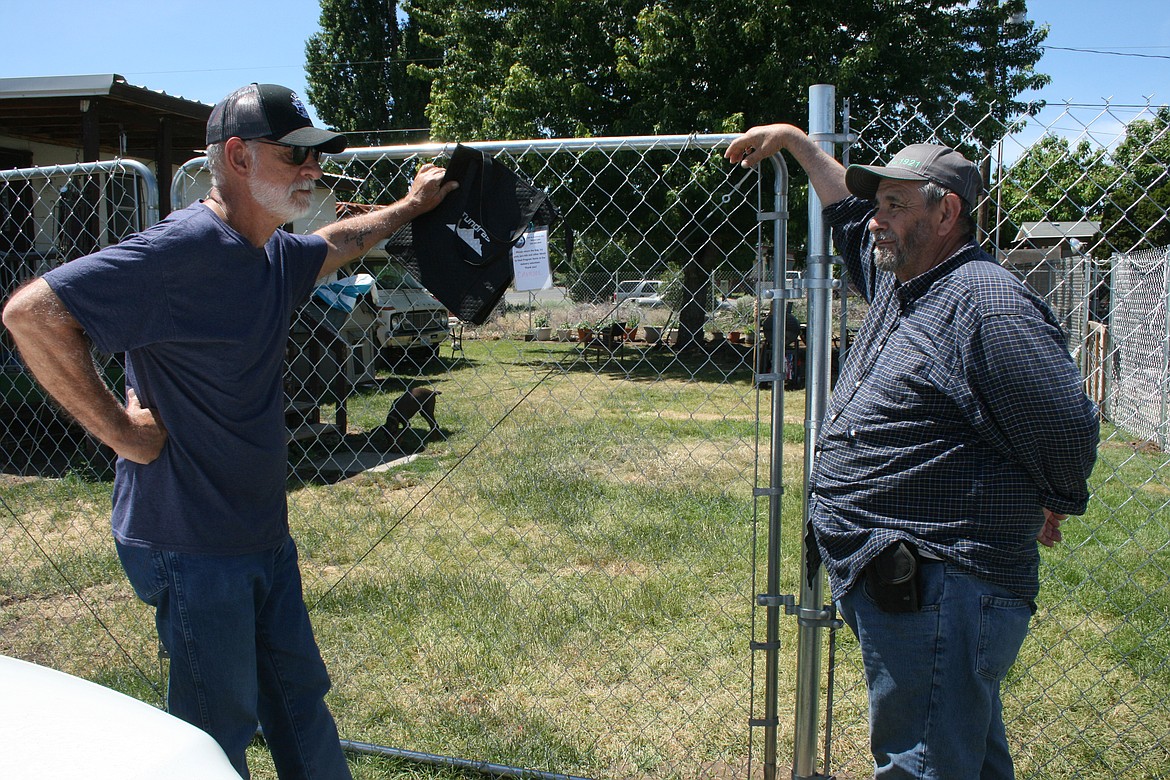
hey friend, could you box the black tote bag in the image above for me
[387,144,558,324]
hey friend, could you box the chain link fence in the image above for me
[2,97,1168,780]
[1,160,157,478]
[4,136,791,780]
[1105,246,1169,450]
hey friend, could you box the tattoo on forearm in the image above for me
[352,225,374,251]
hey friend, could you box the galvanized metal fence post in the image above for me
[791,84,839,780]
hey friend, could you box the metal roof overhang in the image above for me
[0,74,211,167]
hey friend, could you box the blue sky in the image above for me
[4,0,1167,146]
[1012,0,1170,153]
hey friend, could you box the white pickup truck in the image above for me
[372,262,450,365]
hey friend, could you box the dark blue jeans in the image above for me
[116,538,352,780]
[838,562,1034,779]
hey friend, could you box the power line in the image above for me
[1043,45,1170,61]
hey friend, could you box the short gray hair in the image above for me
[921,181,976,240]
[206,142,226,189]
[205,140,262,189]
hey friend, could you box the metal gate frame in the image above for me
[171,134,799,779]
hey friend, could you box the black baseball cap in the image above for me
[206,83,347,154]
[845,143,982,208]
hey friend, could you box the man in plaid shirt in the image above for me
[728,126,1099,779]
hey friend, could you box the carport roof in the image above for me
[0,74,212,166]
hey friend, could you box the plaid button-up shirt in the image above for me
[809,197,1099,601]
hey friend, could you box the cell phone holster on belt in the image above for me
[864,540,921,613]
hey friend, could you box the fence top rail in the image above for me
[0,157,157,189]
[328,133,746,159]
[175,132,745,171]
[0,158,160,225]
[172,132,782,210]
[1110,245,1170,267]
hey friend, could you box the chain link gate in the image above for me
[5,136,802,779]
[176,135,800,779]
[1,160,159,483]
[0,157,169,722]
[3,95,1169,780]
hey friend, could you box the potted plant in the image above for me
[727,297,754,344]
[575,320,593,343]
[534,311,552,341]
[624,313,640,342]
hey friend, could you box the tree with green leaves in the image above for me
[399,0,1050,296]
[996,134,1114,248]
[998,108,1170,257]
[1101,106,1170,253]
[309,0,1051,345]
[402,0,1048,143]
[305,0,436,144]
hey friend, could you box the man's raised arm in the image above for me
[726,123,851,206]
[314,162,458,279]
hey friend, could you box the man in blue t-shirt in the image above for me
[727,125,1098,779]
[3,83,456,779]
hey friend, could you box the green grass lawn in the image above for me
[2,335,1167,779]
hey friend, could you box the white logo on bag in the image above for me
[447,214,490,256]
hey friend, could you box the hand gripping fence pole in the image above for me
[791,84,844,780]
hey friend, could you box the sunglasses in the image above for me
[254,140,321,166]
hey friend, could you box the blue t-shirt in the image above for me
[44,203,327,554]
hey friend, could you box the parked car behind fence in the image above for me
[613,279,665,307]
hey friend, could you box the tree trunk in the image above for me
[675,243,717,351]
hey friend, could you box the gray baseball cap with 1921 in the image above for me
[845,143,982,208]
[205,83,347,154]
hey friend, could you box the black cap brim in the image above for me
[272,126,348,154]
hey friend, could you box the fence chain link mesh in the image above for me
[2,99,1168,780]
[5,138,788,779]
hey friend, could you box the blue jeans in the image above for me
[116,538,352,780]
[838,562,1033,779]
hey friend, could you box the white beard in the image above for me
[248,174,314,224]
